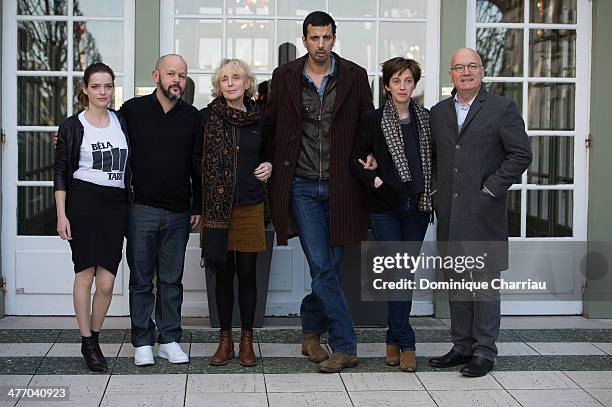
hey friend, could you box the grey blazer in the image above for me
[430,85,532,271]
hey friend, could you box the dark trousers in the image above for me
[370,196,430,351]
[448,268,501,362]
[127,203,190,346]
[215,251,258,331]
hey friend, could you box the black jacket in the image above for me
[200,107,268,206]
[54,109,132,198]
[351,105,431,213]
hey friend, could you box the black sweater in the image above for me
[200,107,268,206]
[119,92,203,214]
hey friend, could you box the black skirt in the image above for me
[66,179,128,274]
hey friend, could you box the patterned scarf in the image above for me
[201,96,262,267]
[380,98,433,213]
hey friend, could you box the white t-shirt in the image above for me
[73,110,128,188]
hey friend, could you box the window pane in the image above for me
[175,19,222,70]
[528,136,574,185]
[227,0,274,16]
[381,0,427,18]
[74,21,124,72]
[18,0,67,15]
[18,186,57,236]
[477,28,523,76]
[175,0,222,14]
[227,20,274,71]
[18,132,56,182]
[507,189,521,237]
[190,74,214,109]
[379,22,426,71]
[529,29,576,77]
[329,0,376,18]
[487,82,522,113]
[527,190,573,237]
[530,0,577,24]
[18,76,67,126]
[18,21,68,71]
[528,83,575,130]
[378,76,424,108]
[74,0,124,17]
[278,0,324,16]
[336,21,376,72]
[477,0,523,23]
[73,76,124,113]
[277,20,306,64]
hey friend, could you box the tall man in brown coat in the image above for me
[428,48,531,377]
[266,11,374,373]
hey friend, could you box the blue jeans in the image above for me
[127,203,190,346]
[291,177,356,355]
[370,196,429,351]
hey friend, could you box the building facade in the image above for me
[1,0,610,318]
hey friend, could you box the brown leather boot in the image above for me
[210,329,234,366]
[385,344,400,366]
[318,352,358,373]
[239,329,257,367]
[301,333,329,363]
[400,350,417,372]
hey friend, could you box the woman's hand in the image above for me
[57,216,72,240]
[358,154,378,171]
[254,162,273,182]
[373,176,384,189]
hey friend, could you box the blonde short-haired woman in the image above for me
[200,58,272,367]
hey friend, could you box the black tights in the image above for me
[215,251,258,331]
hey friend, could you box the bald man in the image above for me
[428,48,531,377]
[120,54,203,366]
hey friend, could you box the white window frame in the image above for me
[466,0,590,242]
[1,0,135,314]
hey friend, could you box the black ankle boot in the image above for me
[90,331,107,365]
[81,335,108,372]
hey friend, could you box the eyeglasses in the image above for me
[451,63,483,73]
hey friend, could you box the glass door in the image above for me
[1,0,135,315]
[467,0,590,314]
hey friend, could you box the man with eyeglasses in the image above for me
[428,48,531,377]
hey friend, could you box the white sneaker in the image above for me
[134,345,154,366]
[158,342,189,364]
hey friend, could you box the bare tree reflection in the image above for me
[17,0,104,235]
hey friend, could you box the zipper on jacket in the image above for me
[314,89,323,180]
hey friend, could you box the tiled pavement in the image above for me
[0,317,611,406]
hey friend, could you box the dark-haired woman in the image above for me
[54,62,130,372]
[200,58,271,367]
[351,57,433,372]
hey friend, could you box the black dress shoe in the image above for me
[81,336,108,373]
[460,356,494,377]
[428,349,472,368]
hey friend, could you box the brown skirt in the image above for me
[227,202,266,252]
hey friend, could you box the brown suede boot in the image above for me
[301,333,329,363]
[400,350,417,372]
[318,353,358,373]
[239,329,257,367]
[385,344,400,366]
[210,330,234,366]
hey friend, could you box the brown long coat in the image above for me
[265,54,374,245]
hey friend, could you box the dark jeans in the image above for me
[127,203,190,346]
[291,177,356,355]
[370,195,430,351]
